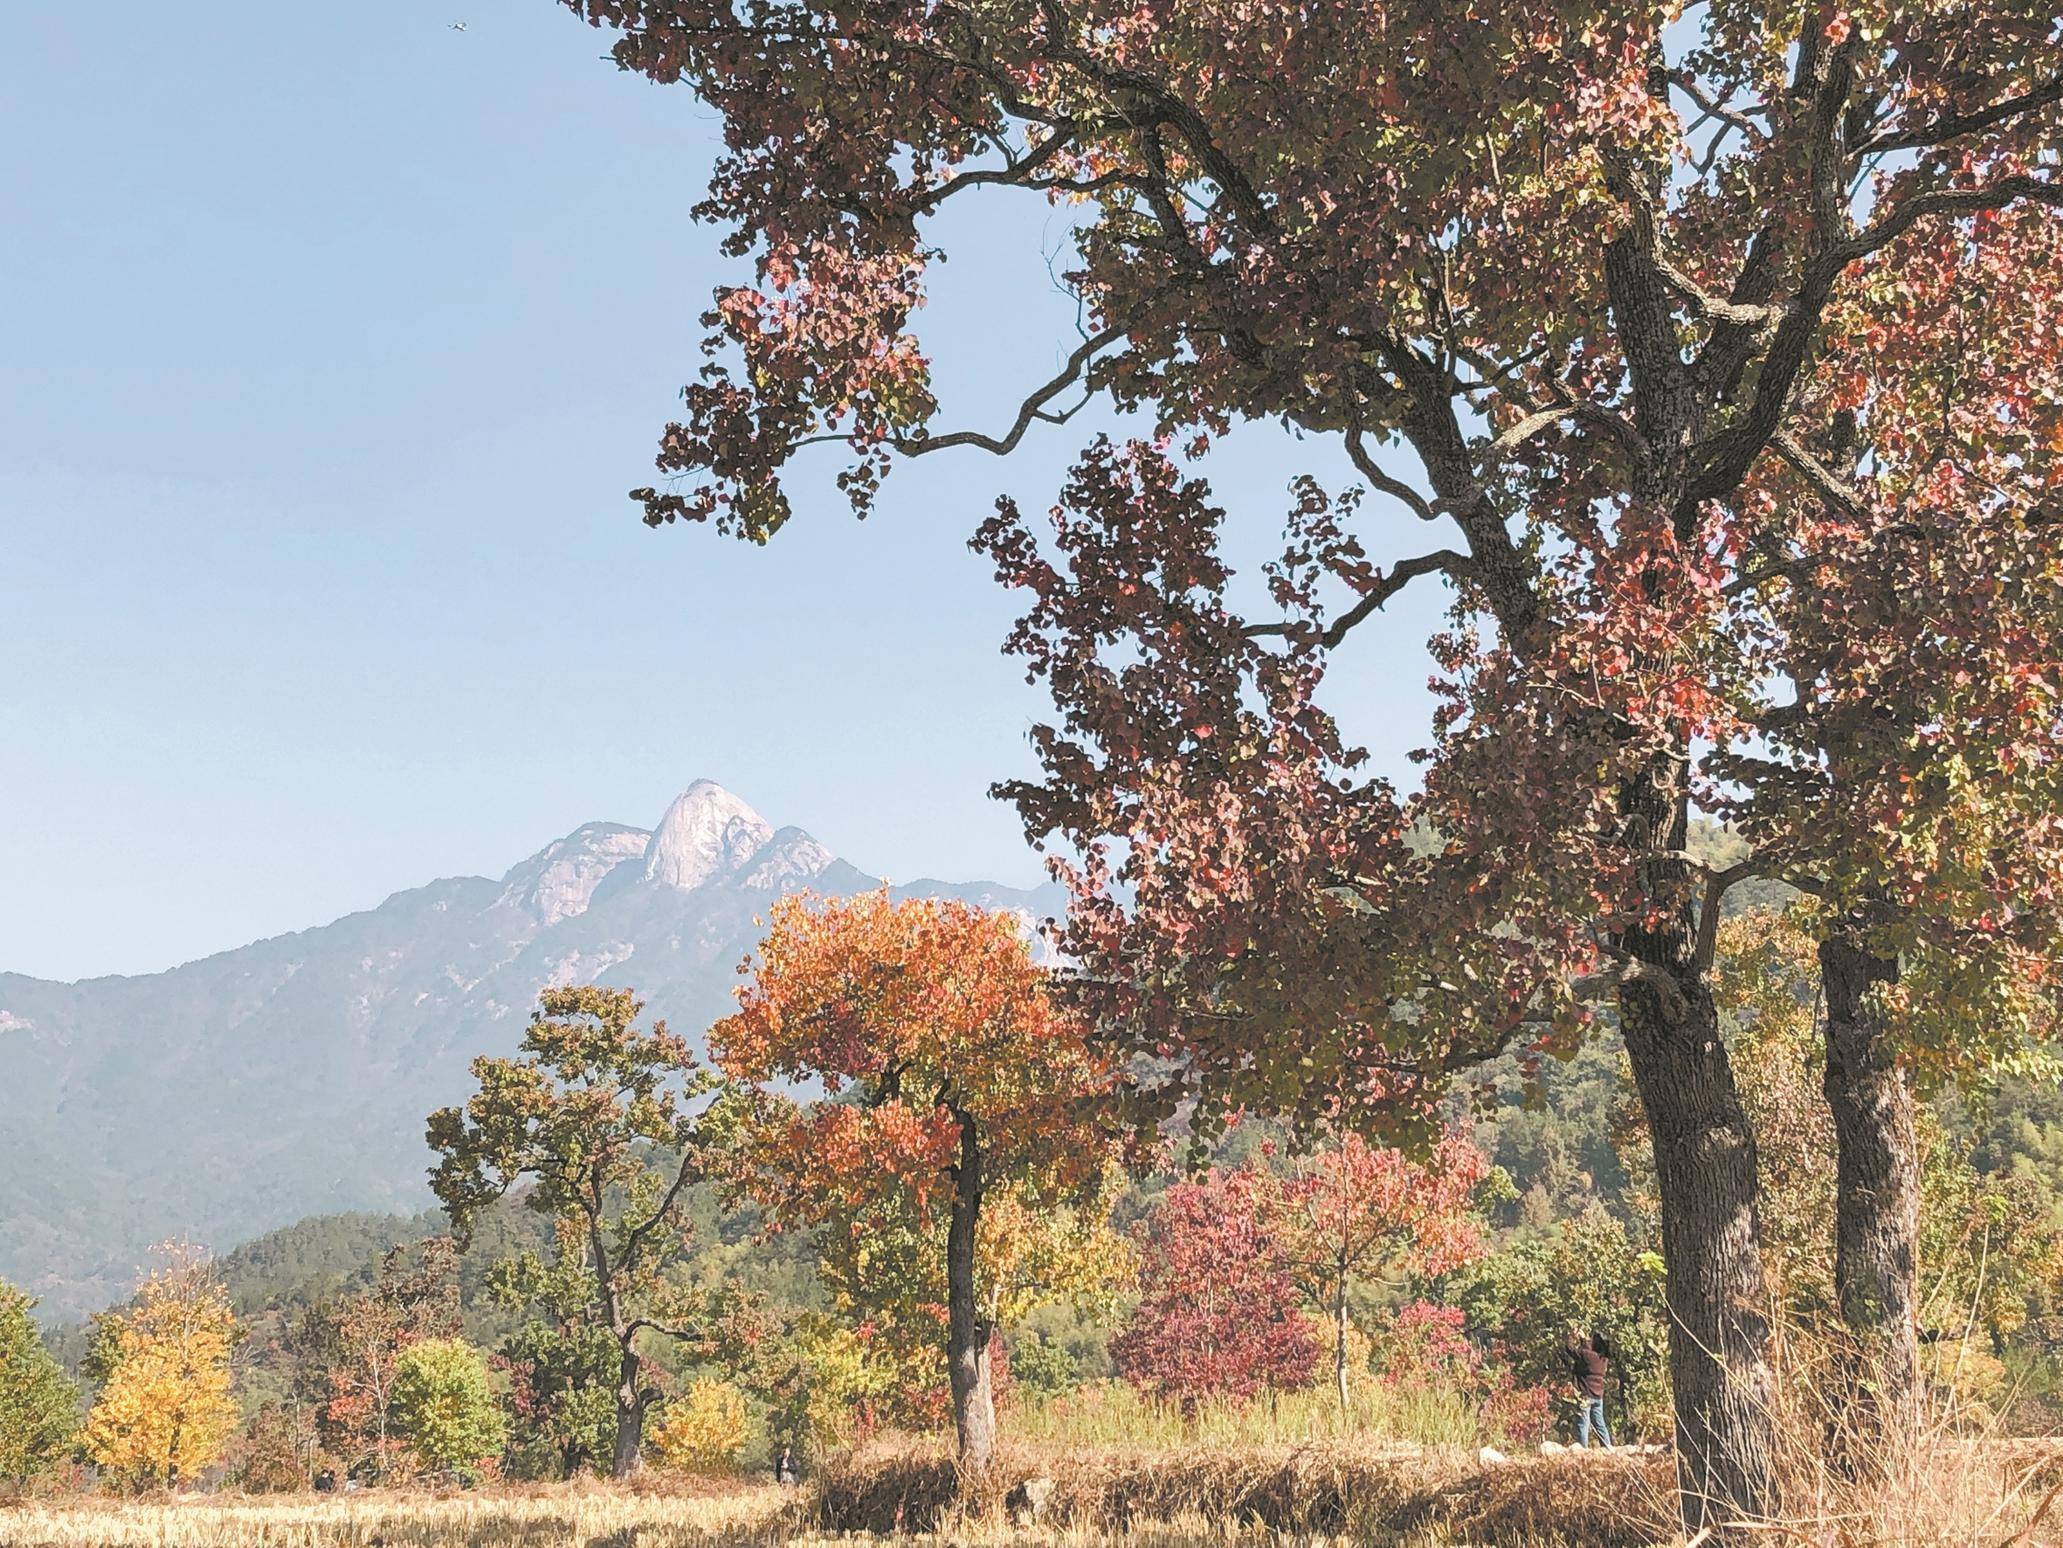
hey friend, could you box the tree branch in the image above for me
[1244,549,1474,647]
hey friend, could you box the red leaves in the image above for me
[1111,1168,1322,1406]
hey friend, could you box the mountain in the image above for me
[0,781,1065,1322]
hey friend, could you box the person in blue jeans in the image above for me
[1566,1329,1613,1448]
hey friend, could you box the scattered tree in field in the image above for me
[1258,1132,1489,1409]
[0,1282,79,1487]
[1111,1168,1320,1408]
[319,1236,460,1480]
[428,985,726,1477]
[83,1244,239,1489]
[570,0,2063,1524]
[711,891,1126,1473]
[646,1378,749,1474]
[390,1338,504,1482]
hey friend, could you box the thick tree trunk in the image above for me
[1615,757,1778,1533]
[1818,929,1918,1477]
[1621,974,1779,1532]
[610,1345,649,1478]
[946,1110,996,1474]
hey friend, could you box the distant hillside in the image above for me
[0,781,1065,1321]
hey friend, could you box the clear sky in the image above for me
[1,3,1447,982]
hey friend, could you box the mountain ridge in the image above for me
[0,781,1064,1321]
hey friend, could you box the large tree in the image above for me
[427,985,727,1477]
[710,890,1123,1473]
[1714,199,2063,1470]
[561,0,2063,1527]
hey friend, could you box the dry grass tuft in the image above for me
[812,1433,1672,1545]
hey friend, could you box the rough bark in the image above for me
[610,1344,650,1478]
[1622,974,1779,1530]
[1818,928,1918,1477]
[1616,762,1778,1532]
[946,1108,997,1474]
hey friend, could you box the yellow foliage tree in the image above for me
[645,1379,749,1474]
[83,1244,239,1488]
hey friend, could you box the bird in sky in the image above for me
[449,20,467,31]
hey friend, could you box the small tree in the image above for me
[83,1244,239,1489]
[1258,1131,1490,1409]
[320,1237,460,1480]
[712,891,1124,1473]
[0,1282,79,1487]
[1111,1168,1320,1408]
[428,985,723,1477]
[390,1339,504,1483]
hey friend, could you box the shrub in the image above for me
[647,1379,750,1474]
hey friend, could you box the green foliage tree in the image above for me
[486,1217,620,1479]
[389,1338,504,1483]
[0,1283,79,1487]
[428,985,728,1477]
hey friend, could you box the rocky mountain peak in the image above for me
[642,780,775,891]
[499,822,650,926]
[741,825,836,890]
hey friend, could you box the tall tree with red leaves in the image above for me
[560,0,2063,1525]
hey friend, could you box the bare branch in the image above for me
[1769,430,1869,523]
[1244,549,1474,647]
[1856,76,2063,156]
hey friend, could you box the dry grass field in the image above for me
[4,1438,2060,1547]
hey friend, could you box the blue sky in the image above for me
[1,3,1446,981]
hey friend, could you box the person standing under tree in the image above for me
[1566,1329,1613,1448]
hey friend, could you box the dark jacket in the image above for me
[1569,1340,1608,1398]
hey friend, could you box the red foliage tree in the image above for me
[1110,1168,1319,1408]
[561,0,2063,1525]
[1259,1132,1489,1409]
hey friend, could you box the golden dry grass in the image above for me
[5,1437,2060,1547]
[811,1433,1676,1545]
[0,1476,794,1548]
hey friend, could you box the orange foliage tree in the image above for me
[710,892,1124,1473]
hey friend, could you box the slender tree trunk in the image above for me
[1818,928,1918,1477]
[610,1343,648,1478]
[1333,1277,1350,1411]
[946,1109,996,1474]
[1617,763,1778,1533]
